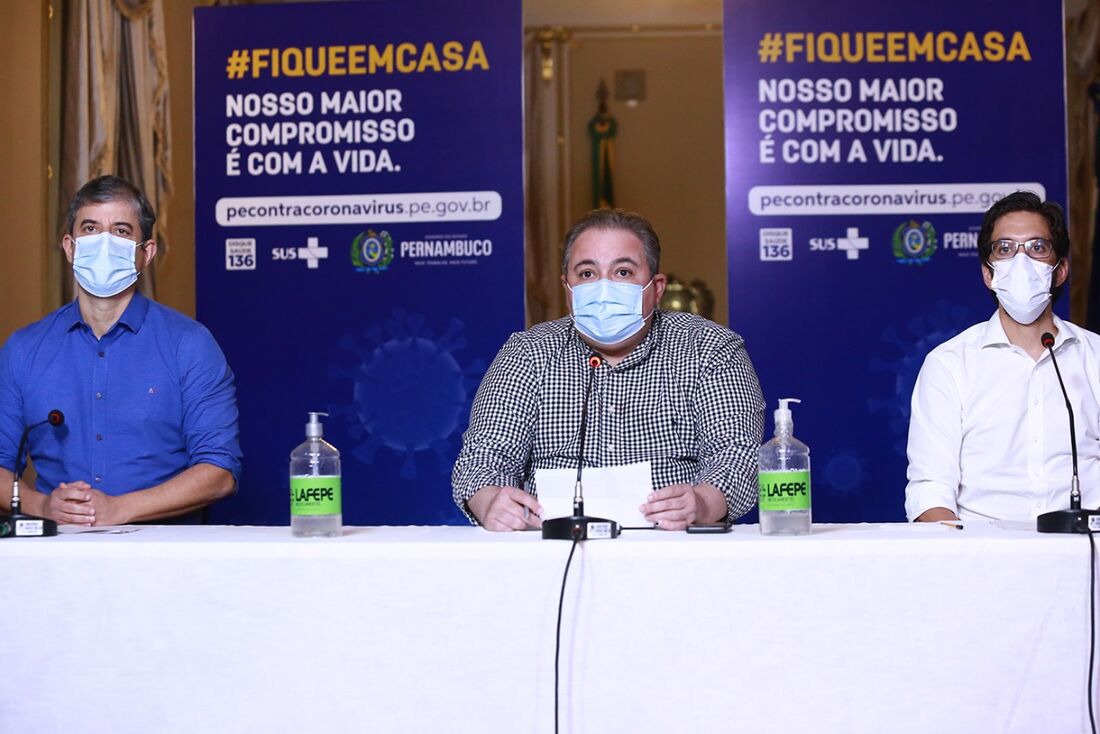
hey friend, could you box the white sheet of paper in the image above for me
[535,461,653,527]
[58,525,143,534]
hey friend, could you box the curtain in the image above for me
[58,0,172,303]
[524,28,571,327]
[1067,0,1100,327]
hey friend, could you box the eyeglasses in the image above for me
[989,238,1055,261]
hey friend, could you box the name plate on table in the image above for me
[16,519,44,536]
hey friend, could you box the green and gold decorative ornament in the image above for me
[892,220,937,265]
[589,112,617,209]
[351,229,394,273]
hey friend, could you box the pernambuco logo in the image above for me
[351,229,394,274]
[892,220,937,265]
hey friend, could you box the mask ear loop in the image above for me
[640,276,657,322]
[1047,256,1066,298]
[135,241,150,275]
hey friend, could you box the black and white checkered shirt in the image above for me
[452,310,765,524]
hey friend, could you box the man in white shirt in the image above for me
[905,191,1100,522]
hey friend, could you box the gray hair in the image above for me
[65,175,157,242]
[561,208,661,276]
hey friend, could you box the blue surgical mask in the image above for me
[568,278,654,346]
[72,232,141,298]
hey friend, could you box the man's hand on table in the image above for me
[915,507,959,522]
[469,485,543,531]
[42,482,131,526]
[43,481,96,525]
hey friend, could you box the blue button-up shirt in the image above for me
[0,293,242,495]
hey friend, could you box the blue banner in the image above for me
[194,0,523,525]
[724,0,1067,521]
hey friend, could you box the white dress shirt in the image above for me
[905,312,1100,522]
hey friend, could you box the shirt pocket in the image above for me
[111,376,183,457]
[624,382,694,461]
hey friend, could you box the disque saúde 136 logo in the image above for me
[892,220,937,265]
[351,229,394,274]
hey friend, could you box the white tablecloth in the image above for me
[0,522,1094,733]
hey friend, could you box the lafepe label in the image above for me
[290,475,342,516]
[758,470,811,511]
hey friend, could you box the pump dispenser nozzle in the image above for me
[774,398,800,436]
[306,411,328,439]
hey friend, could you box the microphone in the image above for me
[1036,334,1100,533]
[1,409,65,538]
[542,354,620,540]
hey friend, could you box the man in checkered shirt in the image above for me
[452,209,765,531]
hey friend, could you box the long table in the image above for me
[0,523,1095,733]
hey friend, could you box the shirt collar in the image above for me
[569,309,663,370]
[117,291,150,333]
[62,300,85,332]
[979,309,1078,350]
[618,309,662,368]
[65,291,150,335]
[1049,314,1079,350]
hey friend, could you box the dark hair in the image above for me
[978,190,1069,303]
[561,208,660,277]
[65,175,156,242]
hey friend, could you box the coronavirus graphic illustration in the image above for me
[820,449,868,498]
[869,299,974,456]
[329,310,485,478]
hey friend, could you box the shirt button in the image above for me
[608,405,617,415]
[96,434,103,441]
[607,443,616,452]
[94,476,101,483]
[98,351,105,358]
[95,392,103,400]
[1033,399,1039,406]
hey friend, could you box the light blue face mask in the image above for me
[568,277,654,346]
[72,232,141,298]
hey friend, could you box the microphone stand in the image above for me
[1037,333,1100,533]
[1,413,63,538]
[542,354,620,541]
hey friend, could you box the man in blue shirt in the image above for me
[0,176,241,525]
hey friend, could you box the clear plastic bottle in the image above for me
[758,398,811,535]
[290,412,342,537]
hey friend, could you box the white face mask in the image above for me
[990,253,1055,325]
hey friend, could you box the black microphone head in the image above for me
[47,410,64,427]
[1041,332,1055,349]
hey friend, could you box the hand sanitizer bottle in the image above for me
[290,412,342,537]
[758,398,811,535]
